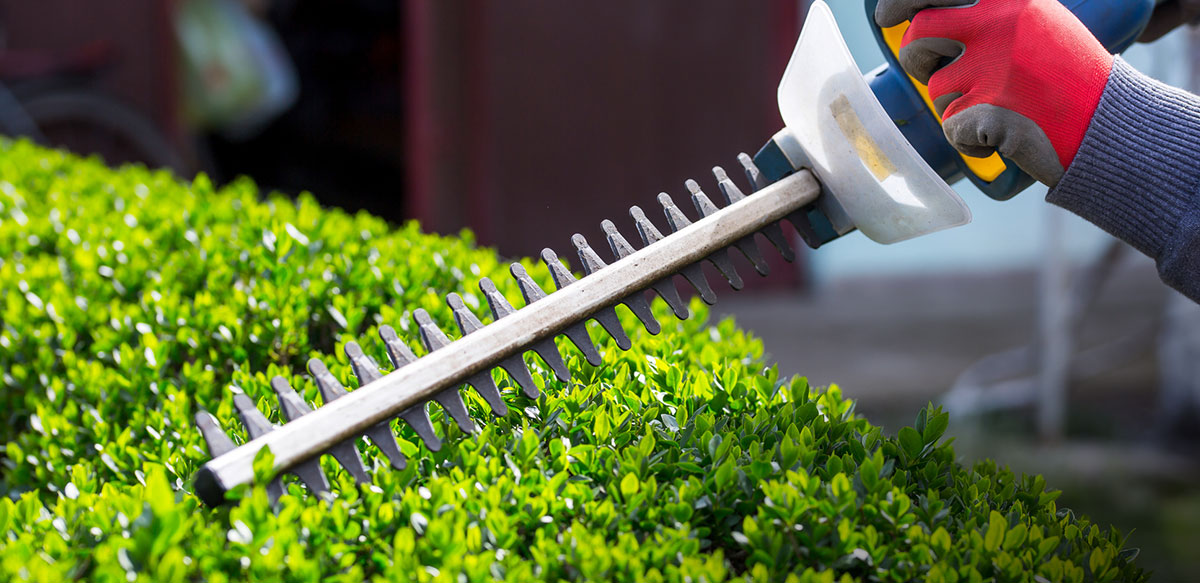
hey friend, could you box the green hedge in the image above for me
[0,141,1146,582]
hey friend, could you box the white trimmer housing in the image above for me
[776,0,971,244]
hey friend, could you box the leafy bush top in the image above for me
[0,141,1145,582]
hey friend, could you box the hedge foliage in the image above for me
[0,140,1147,582]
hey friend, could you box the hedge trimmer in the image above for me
[193,0,1155,506]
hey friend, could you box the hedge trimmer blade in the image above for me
[192,159,821,506]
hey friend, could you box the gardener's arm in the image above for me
[875,0,1200,302]
[1046,58,1200,302]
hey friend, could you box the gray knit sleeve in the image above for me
[1046,57,1199,302]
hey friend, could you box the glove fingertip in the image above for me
[874,2,908,28]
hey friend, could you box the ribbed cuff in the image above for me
[1047,57,1199,300]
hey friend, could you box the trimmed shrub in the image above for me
[0,140,1146,582]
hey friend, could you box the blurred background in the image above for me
[0,0,1194,578]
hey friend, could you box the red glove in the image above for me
[875,0,1115,186]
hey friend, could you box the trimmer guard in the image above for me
[775,0,971,244]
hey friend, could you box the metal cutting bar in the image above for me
[194,169,820,503]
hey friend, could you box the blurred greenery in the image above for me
[0,140,1148,581]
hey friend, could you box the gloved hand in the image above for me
[875,0,1114,186]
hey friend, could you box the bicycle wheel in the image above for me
[19,89,187,173]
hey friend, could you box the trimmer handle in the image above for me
[865,0,1157,200]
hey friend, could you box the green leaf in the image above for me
[669,502,693,523]
[715,457,736,489]
[984,510,1007,552]
[923,410,949,445]
[251,445,277,485]
[931,527,952,555]
[1039,536,1061,559]
[144,465,175,516]
[1065,524,1080,540]
[593,408,612,441]
[708,433,722,460]
[1003,523,1028,550]
[830,473,851,499]
[898,427,924,460]
[620,473,640,497]
[858,454,879,493]
[0,499,10,534]
[779,435,799,469]
[1089,547,1111,577]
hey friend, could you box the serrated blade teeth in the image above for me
[569,230,638,341]
[629,205,664,244]
[715,166,796,263]
[560,325,604,365]
[499,356,541,399]
[684,179,719,215]
[432,385,477,432]
[231,392,285,502]
[290,458,331,497]
[345,341,384,384]
[309,356,407,470]
[786,209,823,250]
[735,151,822,249]
[657,192,691,233]
[681,263,718,303]
[760,223,795,263]
[271,376,369,485]
[237,390,331,495]
[468,370,506,415]
[614,211,691,317]
[448,293,484,334]
[600,218,667,331]
[511,263,548,303]
[631,204,713,307]
[737,152,768,192]
[195,410,236,458]
[413,308,482,428]
[602,218,637,257]
[669,188,744,289]
[379,325,417,367]
[537,251,604,366]
[712,167,744,202]
[349,340,431,454]
[600,218,677,324]
[455,289,540,398]
[327,440,372,484]
[479,277,515,318]
[541,248,577,289]
[686,179,768,277]
[233,393,274,438]
[416,307,505,419]
[412,309,450,351]
[267,378,334,494]
[307,358,348,401]
[370,327,420,465]
[731,241,770,278]
[469,371,508,417]
[399,406,441,452]
[532,337,572,382]
[482,276,570,383]
[571,235,632,350]
[271,376,312,420]
[571,235,602,276]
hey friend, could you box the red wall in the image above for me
[405,0,807,287]
[1,0,181,145]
